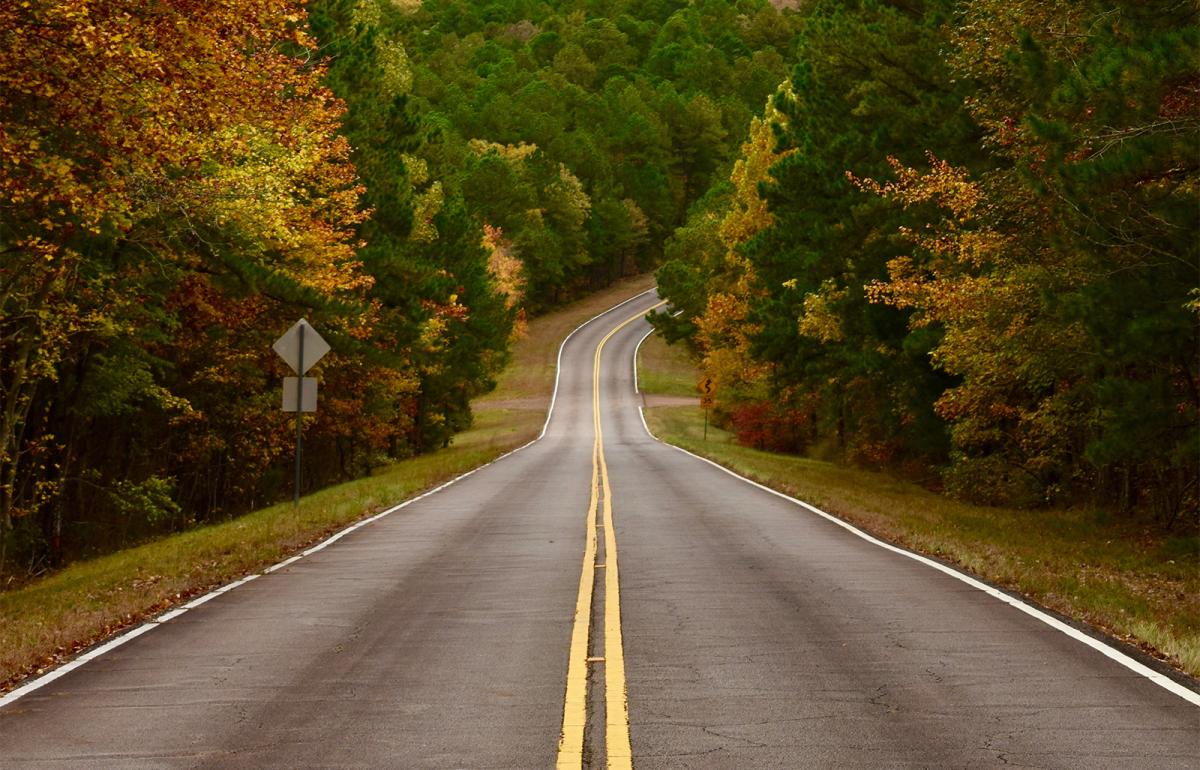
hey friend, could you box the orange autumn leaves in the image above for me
[0,0,368,531]
[692,112,787,399]
[855,154,1096,503]
[0,0,370,319]
[2,0,367,294]
[482,223,527,339]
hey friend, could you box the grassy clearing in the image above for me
[635,332,700,398]
[0,276,653,691]
[638,334,1200,679]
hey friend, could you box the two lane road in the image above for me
[1,290,1196,768]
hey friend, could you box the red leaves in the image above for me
[0,0,375,539]
[730,400,815,454]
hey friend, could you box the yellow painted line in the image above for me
[556,438,600,767]
[557,301,664,769]
[594,306,657,767]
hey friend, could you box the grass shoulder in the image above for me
[636,332,700,398]
[637,333,1200,679]
[0,275,655,692]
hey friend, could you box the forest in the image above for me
[0,0,1195,578]
[651,0,1198,525]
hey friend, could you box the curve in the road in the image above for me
[557,301,666,769]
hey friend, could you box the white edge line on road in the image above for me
[631,307,679,395]
[636,401,1200,707]
[632,328,654,394]
[0,286,659,710]
[542,287,657,440]
[0,624,160,706]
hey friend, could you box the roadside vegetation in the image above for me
[634,334,699,399]
[638,334,1200,679]
[0,277,650,693]
[652,1,1197,530]
[4,0,1194,694]
[1,0,805,580]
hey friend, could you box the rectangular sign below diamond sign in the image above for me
[273,317,330,507]
[282,377,317,412]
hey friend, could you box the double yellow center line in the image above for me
[557,302,665,769]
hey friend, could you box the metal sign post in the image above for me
[697,377,717,441]
[294,323,304,507]
[273,319,330,507]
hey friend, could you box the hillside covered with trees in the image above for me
[1,0,1194,578]
[0,0,804,576]
[653,0,1198,525]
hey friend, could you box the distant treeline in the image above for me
[0,0,808,575]
[652,0,1198,526]
[390,0,805,307]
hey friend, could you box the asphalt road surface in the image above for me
[1,290,1197,768]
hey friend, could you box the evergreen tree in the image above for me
[741,0,980,465]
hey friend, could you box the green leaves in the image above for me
[386,0,799,305]
[656,0,1197,525]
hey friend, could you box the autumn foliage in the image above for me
[3,0,1194,577]
[655,0,1198,525]
[0,0,514,575]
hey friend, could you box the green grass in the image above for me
[636,332,701,398]
[638,333,1200,679]
[0,276,654,691]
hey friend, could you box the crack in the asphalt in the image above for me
[868,683,892,710]
[646,746,723,760]
[700,724,770,748]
